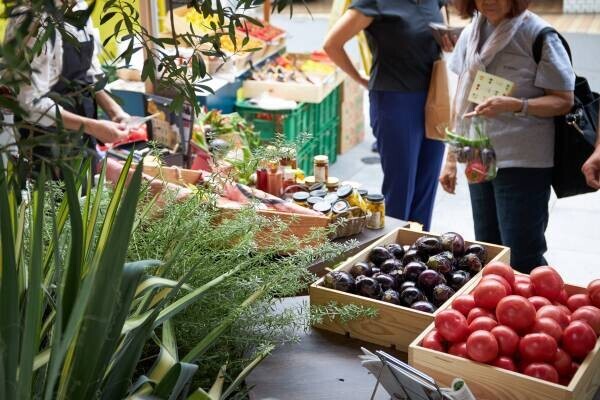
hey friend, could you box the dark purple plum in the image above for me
[417,269,444,294]
[399,281,416,292]
[411,301,436,313]
[414,236,443,257]
[432,284,456,307]
[367,246,393,267]
[440,232,466,257]
[426,254,454,275]
[323,271,355,293]
[399,287,425,307]
[403,261,427,282]
[464,244,488,264]
[458,253,483,274]
[370,267,381,276]
[349,262,373,278]
[386,243,405,260]
[381,289,401,305]
[380,258,402,274]
[356,277,382,299]
[448,271,471,291]
[374,274,397,291]
[402,248,423,266]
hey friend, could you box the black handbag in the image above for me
[533,27,599,198]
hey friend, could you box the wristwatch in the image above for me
[515,98,528,117]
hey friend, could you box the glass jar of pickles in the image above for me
[326,177,340,192]
[314,155,329,183]
[365,194,385,229]
[313,201,332,218]
[337,184,367,214]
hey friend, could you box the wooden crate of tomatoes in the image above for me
[309,228,510,352]
[409,263,600,400]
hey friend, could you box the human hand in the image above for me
[111,110,131,124]
[357,76,369,89]
[464,96,522,118]
[89,119,129,144]
[439,159,457,194]
[582,147,600,190]
[441,33,457,52]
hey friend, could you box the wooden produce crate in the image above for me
[242,58,345,104]
[408,277,600,400]
[309,228,510,352]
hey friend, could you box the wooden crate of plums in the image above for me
[309,228,510,352]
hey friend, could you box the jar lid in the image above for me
[323,193,339,204]
[332,199,350,214]
[314,155,329,163]
[366,194,385,203]
[309,189,328,198]
[308,182,326,191]
[358,189,368,197]
[313,201,332,213]
[336,184,353,199]
[292,191,310,202]
[326,176,340,188]
[307,196,325,206]
[304,176,316,185]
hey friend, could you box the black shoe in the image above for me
[371,141,378,153]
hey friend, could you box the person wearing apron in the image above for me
[8,0,130,178]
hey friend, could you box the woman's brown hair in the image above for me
[453,0,531,19]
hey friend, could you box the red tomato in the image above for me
[435,310,470,343]
[483,274,513,295]
[532,317,563,343]
[528,296,552,310]
[513,281,535,298]
[562,321,597,360]
[571,306,600,335]
[422,329,446,352]
[496,295,537,332]
[452,295,476,317]
[482,261,515,285]
[474,279,508,310]
[514,274,531,284]
[493,356,517,371]
[567,294,591,312]
[590,289,600,309]
[554,304,572,316]
[519,333,558,363]
[469,316,498,333]
[587,279,600,295]
[448,341,468,358]
[466,330,499,363]
[467,307,495,324]
[491,325,520,356]
[523,363,559,383]
[537,305,571,329]
[557,288,569,305]
[530,266,564,301]
[553,348,573,377]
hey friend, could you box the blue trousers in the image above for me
[369,91,445,231]
[469,168,552,273]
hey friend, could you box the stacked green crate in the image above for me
[235,84,342,176]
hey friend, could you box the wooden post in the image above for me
[138,0,154,94]
[263,0,270,23]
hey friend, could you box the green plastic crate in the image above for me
[297,140,317,176]
[314,118,340,164]
[235,101,314,142]
[311,86,341,133]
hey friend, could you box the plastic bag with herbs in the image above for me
[446,117,497,184]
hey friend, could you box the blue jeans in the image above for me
[468,168,552,273]
[369,90,445,231]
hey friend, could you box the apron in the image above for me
[19,24,99,179]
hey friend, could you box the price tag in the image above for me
[468,70,514,104]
